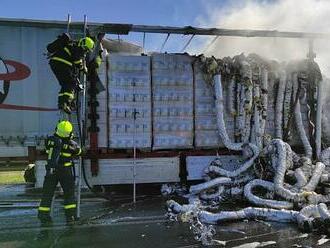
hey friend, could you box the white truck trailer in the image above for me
[0,18,324,187]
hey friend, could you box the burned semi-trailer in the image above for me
[3,18,330,244]
[0,17,327,188]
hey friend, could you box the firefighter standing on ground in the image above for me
[47,34,95,114]
[38,121,82,225]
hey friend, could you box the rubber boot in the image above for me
[66,215,76,226]
[68,98,76,112]
[35,212,52,241]
[38,212,53,226]
[58,95,72,114]
[62,102,72,114]
[65,207,77,226]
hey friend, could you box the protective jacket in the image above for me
[49,43,84,69]
[45,134,82,168]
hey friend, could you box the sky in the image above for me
[0,0,219,26]
[0,0,229,52]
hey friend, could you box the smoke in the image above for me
[194,0,330,143]
[197,0,330,76]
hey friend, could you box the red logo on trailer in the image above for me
[0,57,57,111]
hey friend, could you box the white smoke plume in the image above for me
[193,0,330,143]
[196,0,330,76]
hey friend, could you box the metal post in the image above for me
[160,33,170,52]
[180,34,195,52]
[77,14,87,219]
[142,32,146,53]
[132,78,137,203]
[66,14,72,124]
[66,14,71,33]
[202,36,219,54]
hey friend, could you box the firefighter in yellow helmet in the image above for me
[38,120,82,225]
[47,35,95,114]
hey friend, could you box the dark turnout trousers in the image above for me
[49,60,77,111]
[38,164,76,223]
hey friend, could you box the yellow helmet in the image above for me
[56,121,73,138]
[78,37,95,52]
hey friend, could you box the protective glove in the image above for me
[79,65,88,74]
[76,84,84,91]
[80,147,87,156]
[97,32,106,42]
[74,78,84,91]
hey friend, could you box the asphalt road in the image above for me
[0,184,329,248]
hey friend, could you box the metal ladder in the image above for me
[76,15,88,219]
[64,14,88,219]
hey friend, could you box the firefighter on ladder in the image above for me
[38,120,82,225]
[47,34,95,114]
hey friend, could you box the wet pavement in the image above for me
[0,184,329,247]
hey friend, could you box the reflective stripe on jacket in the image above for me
[49,44,85,68]
[45,135,82,167]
